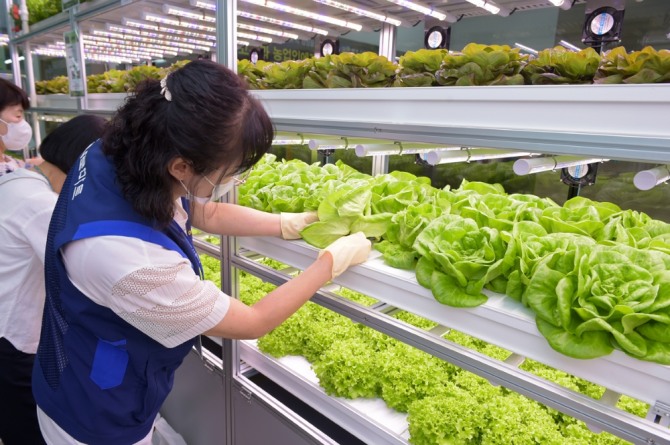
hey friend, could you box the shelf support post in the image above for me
[215,0,237,72]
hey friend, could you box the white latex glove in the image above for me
[280,211,319,240]
[318,232,371,279]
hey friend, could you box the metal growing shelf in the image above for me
[252,84,670,163]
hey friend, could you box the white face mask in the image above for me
[0,118,32,151]
[181,176,235,204]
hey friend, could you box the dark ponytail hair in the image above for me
[40,114,107,173]
[102,60,273,227]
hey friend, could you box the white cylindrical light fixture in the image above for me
[558,40,581,52]
[354,143,456,157]
[308,137,379,150]
[634,165,670,191]
[549,0,572,10]
[514,42,538,56]
[425,148,535,166]
[514,156,607,176]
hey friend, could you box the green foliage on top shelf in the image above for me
[262,59,313,89]
[237,59,269,89]
[22,0,91,25]
[522,46,601,85]
[35,61,189,95]
[235,44,670,89]
[434,43,528,86]
[26,0,61,25]
[306,52,397,88]
[394,48,448,87]
[595,46,670,84]
[35,44,670,94]
[36,75,69,94]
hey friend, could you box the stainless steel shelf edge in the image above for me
[253,85,670,163]
[11,14,69,44]
[11,0,128,44]
[233,377,341,445]
[272,119,670,163]
[239,341,407,445]
[238,236,670,408]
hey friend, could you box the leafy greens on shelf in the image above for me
[232,267,643,445]
[239,154,670,364]
[522,46,601,85]
[595,46,670,84]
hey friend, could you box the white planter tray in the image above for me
[238,236,670,408]
[35,93,125,112]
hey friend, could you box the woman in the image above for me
[33,60,371,445]
[0,78,32,175]
[0,114,107,445]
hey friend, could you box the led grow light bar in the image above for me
[89,30,208,51]
[240,0,363,31]
[384,0,455,22]
[5,56,25,64]
[514,42,538,56]
[237,31,272,43]
[106,24,214,46]
[513,156,607,175]
[314,0,402,27]
[238,23,299,40]
[189,0,328,39]
[85,34,196,54]
[190,0,215,10]
[32,45,158,63]
[163,4,215,23]
[83,40,175,57]
[238,10,329,35]
[355,142,454,157]
[122,18,215,40]
[559,40,581,51]
[425,148,535,165]
[143,12,216,32]
[85,42,168,56]
[464,0,510,16]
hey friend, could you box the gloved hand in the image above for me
[318,232,371,279]
[280,212,319,240]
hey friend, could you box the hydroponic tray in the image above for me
[239,340,408,445]
[253,84,670,163]
[238,236,670,408]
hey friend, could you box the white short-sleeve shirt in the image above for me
[0,169,56,353]
[61,200,230,348]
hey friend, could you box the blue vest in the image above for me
[33,140,202,445]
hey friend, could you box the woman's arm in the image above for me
[204,251,334,339]
[203,232,370,339]
[191,201,282,237]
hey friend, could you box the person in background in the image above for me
[0,78,32,175]
[33,60,370,445]
[0,114,108,445]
